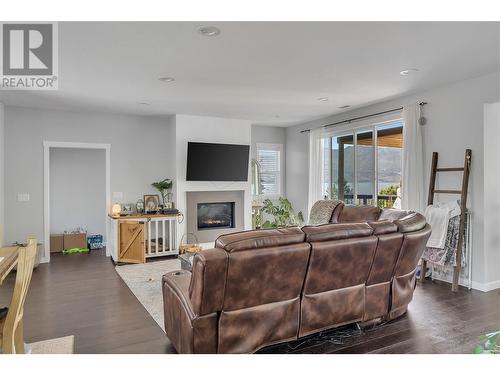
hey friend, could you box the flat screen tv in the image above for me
[186,142,250,181]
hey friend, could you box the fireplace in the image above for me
[186,190,244,243]
[197,202,235,230]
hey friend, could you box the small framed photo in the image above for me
[122,204,133,215]
[144,195,160,213]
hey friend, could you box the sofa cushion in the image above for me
[215,227,305,252]
[308,200,343,225]
[338,205,382,223]
[301,223,373,242]
[394,213,427,233]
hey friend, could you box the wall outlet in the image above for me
[17,193,30,202]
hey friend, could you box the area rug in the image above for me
[29,335,75,354]
[115,259,181,331]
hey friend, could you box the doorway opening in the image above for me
[43,142,111,263]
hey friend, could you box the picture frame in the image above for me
[135,199,145,214]
[143,194,160,213]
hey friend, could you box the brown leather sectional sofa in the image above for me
[162,203,431,354]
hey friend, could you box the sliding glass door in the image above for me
[355,129,375,205]
[322,119,403,208]
[376,122,403,207]
[332,133,355,203]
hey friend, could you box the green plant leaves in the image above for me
[151,178,173,205]
[473,345,484,354]
[151,178,173,191]
[474,331,500,354]
[261,196,304,228]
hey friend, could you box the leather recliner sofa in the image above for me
[162,203,431,354]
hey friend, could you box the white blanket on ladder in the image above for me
[424,200,461,249]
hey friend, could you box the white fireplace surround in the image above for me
[172,114,253,247]
[176,181,252,247]
[186,190,245,244]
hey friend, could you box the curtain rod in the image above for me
[300,101,427,133]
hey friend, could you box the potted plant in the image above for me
[474,331,500,354]
[151,178,173,210]
[261,197,304,228]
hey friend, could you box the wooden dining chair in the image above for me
[0,238,37,354]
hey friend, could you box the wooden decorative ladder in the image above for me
[421,149,472,292]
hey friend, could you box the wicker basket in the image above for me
[179,233,203,254]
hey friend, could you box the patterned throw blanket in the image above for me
[308,200,342,225]
[422,214,466,267]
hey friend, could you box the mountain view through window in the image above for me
[322,120,403,208]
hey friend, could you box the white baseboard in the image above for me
[430,273,500,292]
[471,279,500,292]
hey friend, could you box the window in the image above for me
[256,143,282,197]
[321,119,403,208]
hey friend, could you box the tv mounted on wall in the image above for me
[186,142,250,181]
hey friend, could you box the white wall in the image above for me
[483,102,500,287]
[3,106,174,245]
[174,114,252,244]
[0,102,4,246]
[251,125,287,197]
[50,148,106,237]
[286,71,500,289]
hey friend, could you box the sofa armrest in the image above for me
[301,222,373,242]
[163,270,196,320]
[394,212,427,233]
[162,270,220,354]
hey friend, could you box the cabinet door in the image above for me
[118,222,145,263]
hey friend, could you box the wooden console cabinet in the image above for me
[107,214,180,263]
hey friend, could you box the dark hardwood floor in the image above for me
[1,249,498,354]
[0,249,175,354]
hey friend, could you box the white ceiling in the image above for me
[1,22,499,126]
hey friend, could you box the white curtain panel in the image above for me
[401,103,425,213]
[308,127,324,218]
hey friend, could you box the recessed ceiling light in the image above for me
[317,97,329,102]
[137,102,150,106]
[197,26,221,37]
[158,76,175,83]
[339,105,351,109]
[400,68,419,76]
